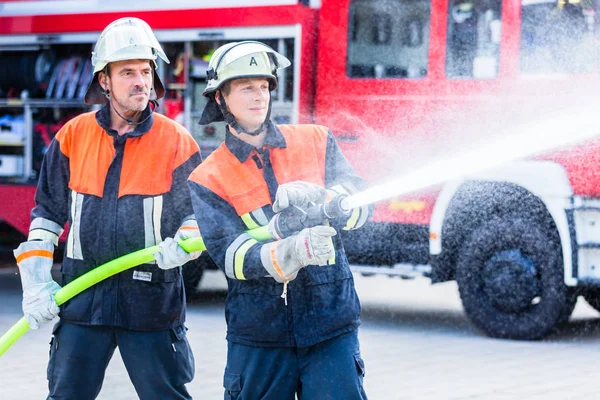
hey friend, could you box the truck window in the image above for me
[446,0,502,79]
[520,0,598,75]
[347,0,431,79]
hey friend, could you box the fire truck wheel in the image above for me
[456,216,576,340]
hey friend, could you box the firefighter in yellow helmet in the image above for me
[188,41,373,399]
[14,17,201,399]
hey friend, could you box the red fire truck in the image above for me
[1,0,600,340]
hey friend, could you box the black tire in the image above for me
[583,289,600,313]
[456,216,576,340]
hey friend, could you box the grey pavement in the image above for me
[1,266,600,399]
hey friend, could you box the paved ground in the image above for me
[1,264,600,399]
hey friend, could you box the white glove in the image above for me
[154,219,202,270]
[272,181,328,213]
[260,225,337,283]
[14,240,61,330]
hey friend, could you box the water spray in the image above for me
[269,103,600,236]
[344,103,600,210]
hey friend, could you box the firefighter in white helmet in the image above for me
[188,41,373,399]
[14,17,201,399]
[84,17,169,120]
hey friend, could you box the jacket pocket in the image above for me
[305,262,360,336]
[47,321,63,384]
[223,370,242,400]
[169,325,195,385]
[225,280,289,343]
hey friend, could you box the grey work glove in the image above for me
[272,181,328,213]
[154,219,202,270]
[260,225,337,283]
[14,240,61,330]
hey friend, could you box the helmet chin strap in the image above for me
[103,84,155,126]
[217,92,271,136]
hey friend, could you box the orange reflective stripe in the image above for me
[269,246,286,280]
[15,249,53,264]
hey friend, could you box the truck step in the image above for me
[350,263,432,279]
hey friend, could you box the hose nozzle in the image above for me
[273,193,353,239]
[323,193,352,219]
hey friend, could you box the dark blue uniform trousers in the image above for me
[223,330,367,400]
[46,321,195,400]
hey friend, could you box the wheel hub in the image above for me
[482,249,541,313]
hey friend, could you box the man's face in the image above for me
[101,59,153,115]
[221,78,270,132]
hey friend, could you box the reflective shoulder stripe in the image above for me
[66,190,84,260]
[225,233,257,280]
[28,217,64,246]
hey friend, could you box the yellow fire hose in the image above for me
[0,226,270,357]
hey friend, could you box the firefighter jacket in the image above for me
[188,122,372,348]
[27,105,202,331]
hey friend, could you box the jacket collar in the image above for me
[95,103,154,138]
[225,121,287,163]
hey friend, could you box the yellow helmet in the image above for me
[84,17,170,105]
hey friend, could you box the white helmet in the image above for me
[199,41,290,126]
[203,41,290,96]
[84,17,170,105]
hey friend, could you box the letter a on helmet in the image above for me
[84,17,170,105]
[199,41,291,125]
